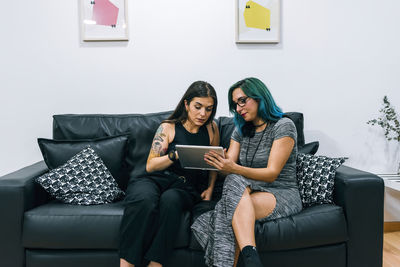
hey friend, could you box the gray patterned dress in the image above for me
[191,117,303,267]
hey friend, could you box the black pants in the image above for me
[119,174,200,266]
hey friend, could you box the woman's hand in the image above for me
[200,187,213,201]
[204,149,238,174]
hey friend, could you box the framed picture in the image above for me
[80,0,129,41]
[236,0,280,43]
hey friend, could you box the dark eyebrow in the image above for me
[195,102,214,108]
[233,96,246,102]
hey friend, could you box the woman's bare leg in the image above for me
[232,187,276,250]
[120,258,134,267]
[250,191,276,221]
[148,261,162,267]
[232,188,276,266]
[232,187,256,249]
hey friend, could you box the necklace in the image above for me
[253,121,267,128]
[245,125,267,167]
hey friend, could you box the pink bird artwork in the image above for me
[91,0,119,27]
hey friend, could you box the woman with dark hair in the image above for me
[192,77,302,267]
[119,81,219,267]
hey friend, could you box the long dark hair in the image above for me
[164,81,218,127]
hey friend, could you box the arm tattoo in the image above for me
[150,125,168,157]
[152,142,162,154]
[154,135,164,142]
[156,125,166,138]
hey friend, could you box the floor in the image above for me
[383,231,400,267]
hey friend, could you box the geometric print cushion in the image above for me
[296,153,346,208]
[36,146,124,205]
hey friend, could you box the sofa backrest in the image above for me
[52,111,304,191]
[53,111,172,190]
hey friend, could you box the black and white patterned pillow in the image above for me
[296,153,346,207]
[36,146,124,205]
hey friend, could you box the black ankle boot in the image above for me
[241,245,263,267]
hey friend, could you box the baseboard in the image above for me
[384,222,400,232]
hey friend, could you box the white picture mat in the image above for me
[80,0,129,41]
[236,0,280,43]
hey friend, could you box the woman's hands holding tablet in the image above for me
[204,149,238,174]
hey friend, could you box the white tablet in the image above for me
[175,145,224,171]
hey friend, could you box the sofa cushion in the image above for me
[283,112,305,147]
[258,243,346,267]
[35,147,124,205]
[52,112,172,190]
[38,134,129,186]
[189,204,347,251]
[255,204,347,251]
[26,250,120,267]
[298,141,319,155]
[297,153,346,207]
[23,201,124,249]
[23,201,190,249]
[216,117,236,150]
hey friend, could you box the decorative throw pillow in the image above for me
[38,134,129,188]
[36,146,124,205]
[296,153,346,207]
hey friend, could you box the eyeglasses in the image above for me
[232,97,249,108]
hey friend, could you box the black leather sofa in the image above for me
[0,111,384,267]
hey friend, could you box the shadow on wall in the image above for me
[352,127,400,174]
[304,130,344,157]
[363,127,400,173]
[305,127,400,174]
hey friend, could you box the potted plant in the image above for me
[367,96,400,175]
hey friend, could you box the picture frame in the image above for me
[80,0,129,42]
[236,0,280,43]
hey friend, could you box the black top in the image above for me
[166,122,210,191]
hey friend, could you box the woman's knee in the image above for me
[124,190,159,212]
[159,189,183,210]
[124,179,159,209]
[250,192,276,220]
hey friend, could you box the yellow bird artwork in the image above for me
[243,1,271,31]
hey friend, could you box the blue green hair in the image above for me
[228,77,284,134]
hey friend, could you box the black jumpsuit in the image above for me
[119,122,210,266]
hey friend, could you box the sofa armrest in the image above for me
[0,161,49,267]
[333,165,384,267]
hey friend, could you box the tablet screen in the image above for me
[175,145,224,171]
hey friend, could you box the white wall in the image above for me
[1,0,400,176]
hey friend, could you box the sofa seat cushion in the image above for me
[255,204,348,251]
[189,204,347,251]
[23,200,190,249]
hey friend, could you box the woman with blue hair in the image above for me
[192,77,302,267]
